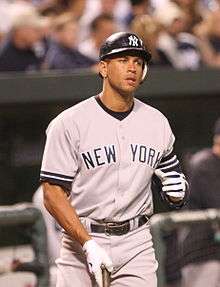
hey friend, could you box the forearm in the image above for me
[42,182,91,246]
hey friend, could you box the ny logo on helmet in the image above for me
[128,35,139,47]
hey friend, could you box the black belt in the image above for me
[90,215,148,236]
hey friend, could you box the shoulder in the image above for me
[49,97,96,127]
[134,98,168,122]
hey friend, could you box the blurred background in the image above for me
[0,0,220,286]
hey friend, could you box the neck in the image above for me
[100,83,134,112]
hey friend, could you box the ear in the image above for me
[99,61,108,78]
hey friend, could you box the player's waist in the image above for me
[80,215,150,236]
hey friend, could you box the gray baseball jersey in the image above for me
[40,96,174,221]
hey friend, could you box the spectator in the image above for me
[79,0,130,43]
[154,2,201,69]
[208,11,220,52]
[95,0,131,27]
[198,0,220,17]
[0,0,12,43]
[194,10,220,67]
[44,13,96,71]
[0,1,43,43]
[172,0,202,32]
[79,13,117,62]
[39,0,86,20]
[181,117,220,287]
[125,0,150,27]
[0,6,49,72]
[130,14,171,66]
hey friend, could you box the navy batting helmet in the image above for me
[99,32,151,81]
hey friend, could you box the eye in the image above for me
[118,58,127,63]
[135,59,143,66]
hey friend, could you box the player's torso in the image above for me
[66,97,166,220]
[77,97,164,169]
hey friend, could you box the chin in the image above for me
[110,81,138,96]
[124,84,137,93]
[119,88,135,98]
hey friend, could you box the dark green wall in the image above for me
[0,68,220,205]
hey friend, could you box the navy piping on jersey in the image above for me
[40,171,73,193]
[157,150,181,173]
[40,170,74,181]
[95,95,134,121]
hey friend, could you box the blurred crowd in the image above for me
[0,0,220,73]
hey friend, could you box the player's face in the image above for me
[102,54,144,95]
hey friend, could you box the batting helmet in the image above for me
[99,32,151,81]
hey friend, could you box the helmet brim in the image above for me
[99,47,151,63]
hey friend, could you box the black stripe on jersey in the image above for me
[159,160,179,171]
[158,155,178,168]
[158,151,181,173]
[40,171,74,182]
[159,150,175,164]
[157,151,179,172]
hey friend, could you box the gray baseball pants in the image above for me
[56,220,158,287]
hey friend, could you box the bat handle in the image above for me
[101,264,110,287]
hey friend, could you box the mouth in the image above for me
[125,77,137,86]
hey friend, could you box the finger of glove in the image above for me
[162,182,186,192]
[154,169,166,179]
[101,253,113,273]
[163,177,184,185]
[163,172,185,180]
[166,191,185,198]
[155,170,185,180]
[87,253,102,275]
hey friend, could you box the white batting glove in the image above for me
[154,169,187,199]
[83,239,113,287]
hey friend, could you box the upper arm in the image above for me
[40,116,79,194]
[42,182,69,213]
[42,182,67,201]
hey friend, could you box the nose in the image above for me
[127,60,136,73]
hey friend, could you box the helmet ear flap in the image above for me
[141,63,148,83]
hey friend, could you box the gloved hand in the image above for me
[154,169,187,200]
[83,239,113,287]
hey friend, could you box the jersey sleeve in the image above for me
[157,118,181,173]
[40,116,79,193]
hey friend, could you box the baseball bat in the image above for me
[101,264,110,287]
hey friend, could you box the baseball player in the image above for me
[40,32,188,287]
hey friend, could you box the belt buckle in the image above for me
[104,222,115,236]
